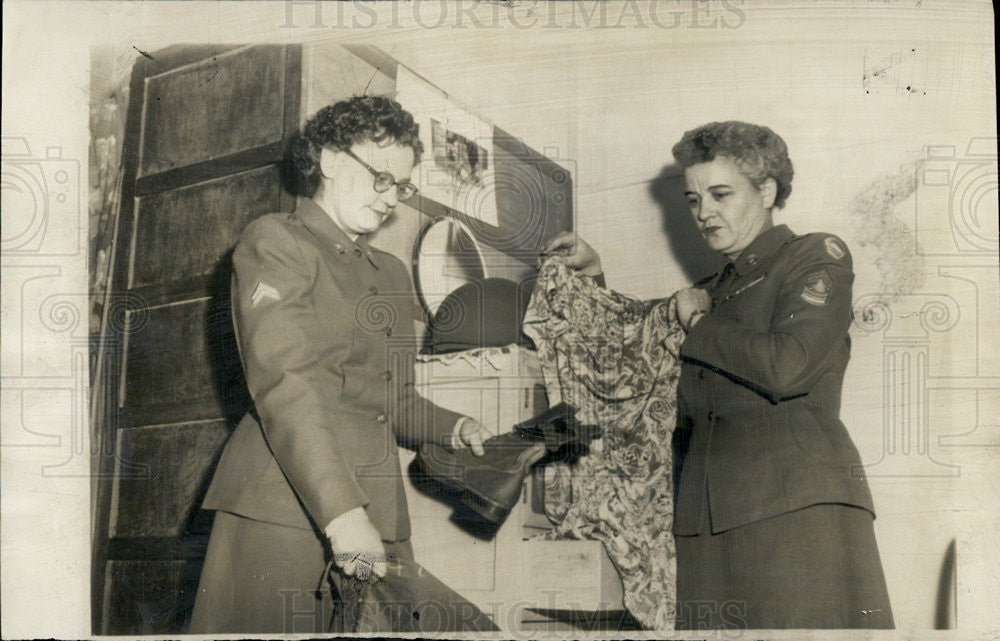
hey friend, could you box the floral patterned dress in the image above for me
[522,258,684,630]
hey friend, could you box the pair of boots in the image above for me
[416,403,599,525]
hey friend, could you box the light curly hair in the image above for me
[671,121,794,209]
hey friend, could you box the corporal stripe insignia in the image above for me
[824,237,846,260]
[801,269,832,306]
[251,280,281,307]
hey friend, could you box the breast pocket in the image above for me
[717,274,777,331]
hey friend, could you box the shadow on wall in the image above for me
[934,538,957,629]
[649,164,725,283]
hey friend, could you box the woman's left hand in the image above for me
[450,417,489,456]
[676,287,712,332]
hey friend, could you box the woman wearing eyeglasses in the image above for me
[189,96,493,634]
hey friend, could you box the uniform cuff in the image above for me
[445,416,472,450]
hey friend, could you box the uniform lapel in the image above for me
[711,225,795,306]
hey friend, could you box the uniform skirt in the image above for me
[190,511,347,633]
[674,503,894,629]
[188,510,497,634]
[189,511,420,634]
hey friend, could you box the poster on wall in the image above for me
[395,65,499,228]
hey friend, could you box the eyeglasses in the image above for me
[342,148,419,201]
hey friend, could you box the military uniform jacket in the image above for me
[673,224,875,536]
[202,199,463,541]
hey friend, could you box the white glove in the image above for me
[324,507,387,582]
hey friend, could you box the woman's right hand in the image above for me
[676,287,712,332]
[541,231,603,276]
[325,507,388,582]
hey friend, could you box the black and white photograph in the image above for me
[1,1,997,639]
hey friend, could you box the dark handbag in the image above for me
[336,556,499,633]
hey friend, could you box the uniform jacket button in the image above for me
[376,414,387,424]
[707,411,716,421]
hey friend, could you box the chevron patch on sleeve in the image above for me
[801,269,833,306]
[251,280,281,307]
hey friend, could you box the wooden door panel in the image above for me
[102,560,197,635]
[95,44,302,634]
[131,165,282,289]
[109,421,231,539]
[139,45,289,177]
[123,299,246,427]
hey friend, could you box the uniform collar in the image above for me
[295,198,380,269]
[730,224,795,276]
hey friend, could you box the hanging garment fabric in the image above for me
[522,258,685,631]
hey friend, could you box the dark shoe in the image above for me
[514,401,602,452]
[415,404,601,525]
[417,431,547,525]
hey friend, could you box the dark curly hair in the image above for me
[671,121,794,209]
[291,95,424,197]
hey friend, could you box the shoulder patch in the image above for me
[801,269,832,306]
[824,237,846,261]
[251,280,281,307]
